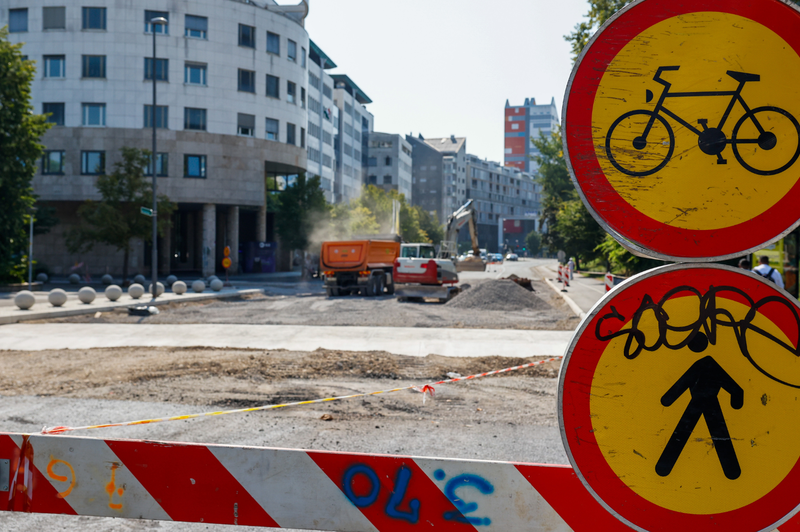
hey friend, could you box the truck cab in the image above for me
[400,243,437,259]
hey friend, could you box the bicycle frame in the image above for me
[643,66,760,139]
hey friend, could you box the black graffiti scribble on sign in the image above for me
[594,285,800,388]
[656,348,744,479]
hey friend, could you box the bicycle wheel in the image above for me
[605,110,675,177]
[732,106,800,176]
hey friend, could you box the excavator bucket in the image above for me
[456,257,486,272]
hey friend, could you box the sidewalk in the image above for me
[536,265,608,317]
[0,323,574,359]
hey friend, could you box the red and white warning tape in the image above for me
[41,357,563,435]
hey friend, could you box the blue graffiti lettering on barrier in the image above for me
[342,464,380,507]
[436,470,494,526]
[385,466,420,524]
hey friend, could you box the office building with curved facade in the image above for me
[4,0,311,276]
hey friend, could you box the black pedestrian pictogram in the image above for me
[655,334,744,480]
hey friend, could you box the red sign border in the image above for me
[562,0,800,261]
[558,263,800,532]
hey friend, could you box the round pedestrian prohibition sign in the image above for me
[559,264,800,532]
[563,0,800,261]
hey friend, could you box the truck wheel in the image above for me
[365,278,376,297]
[375,275,385,296]
[326,286,339,297]
[386,278,395,295]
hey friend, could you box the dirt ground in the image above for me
[38,279,580,330]
[0,347,561,428]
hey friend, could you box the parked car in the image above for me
[505,253,519,261]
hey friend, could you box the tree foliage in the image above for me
[525,230,542,255]
[553,199,607,269]
[329,185,442,244]
[274,173,330,253]
[565,0,632,61]
[66,147,175,281]
[0,28,52,282]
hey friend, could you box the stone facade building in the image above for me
[366,132,413,201]
[5,0,311,277]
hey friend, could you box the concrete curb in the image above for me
[0,288,263,325]
[540,273,587,320]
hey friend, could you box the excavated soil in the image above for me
[447,279,551,311]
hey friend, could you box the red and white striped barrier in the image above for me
[604,271,613,292]
[557,265,564,284]
[0,432,632,531]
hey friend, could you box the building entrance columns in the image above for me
[226,206,239,273]
[202,203,216,277]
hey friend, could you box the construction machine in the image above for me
[439,200,486,272]
[393,243,460,303]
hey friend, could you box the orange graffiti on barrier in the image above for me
[105,463,125,510]
[46,456,76,499]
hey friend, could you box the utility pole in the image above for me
[150,16,167,298]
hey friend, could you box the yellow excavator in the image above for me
[437,200,486,272]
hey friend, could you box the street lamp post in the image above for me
[150,16,167,298]
[28,207,36,291]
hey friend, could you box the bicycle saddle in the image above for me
[727,71,760,83]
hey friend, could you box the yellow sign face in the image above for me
[591,294,800,514]
[564,0,800,261]
[593,12,800,231]
[560,264,800,532]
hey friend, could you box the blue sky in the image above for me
[303,0,590,164]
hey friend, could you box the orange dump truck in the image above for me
[320,239,400,297]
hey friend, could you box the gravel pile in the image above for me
[447,279,552,311]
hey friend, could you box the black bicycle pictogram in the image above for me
[604,66,800,177]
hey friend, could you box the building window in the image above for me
[184,63,207,85]
[238,24,255,48]
[266,74,279,98]
[145,10,169,34]
[143,105,168,128]
[286,123,296,145]
[238,113,255,137]
[301,127,306,148]
[265,118,279,141]
[81,151,105,175]
[82,7,106,30]
[43,7,66,30]
[287,39,297,62]
[368,175,377,185]
[9,8,27,33]
[184,155,206,178]
[43,103,65,125]
[82,103,106,126]
[287,81,296,104]
[144,58,168,81]
[43,55,65,78]
[300,87,306,109]
[385,156,392,166]
[144,153,168,176]
[81,55,106,78]
[301,47,306,68]
[266,32,280,55]
[238,69,255,93]
[184,15,207,39]
[184,108,206,130]
[383,175,392,185]
[42,151,65,175]
[367,157,377,167]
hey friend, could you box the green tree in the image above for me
[553,199,607,270]
[566,0,631,60]
[525,230,542,256]
[0,28,52,282]
[66,147,176,282]
[274,174,330,275]
[416,207,444,245]
[532,127,579,253]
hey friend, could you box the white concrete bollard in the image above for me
[165,275,178,286]
[210,279,224,292]
[172,280,187,295]
[147,282,165,297]
[48,288,68,307]
[78,286,96,304]
[14,290,35,310]
[36,273,48,283]
[68,273,80,284]
[105,285,122,301]
[128,283,145,299]
[192,280,206,293]
[133,274,146,285]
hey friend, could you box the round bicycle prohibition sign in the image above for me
[559,264,800,532]
[563,0,800,261]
